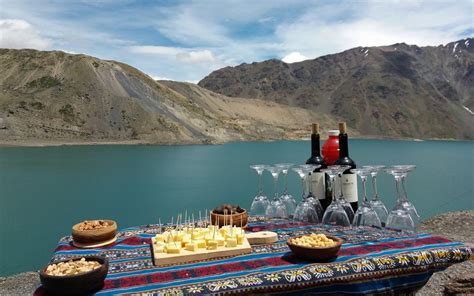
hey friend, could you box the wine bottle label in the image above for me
[341,174,358,203]
[309,172,326,200]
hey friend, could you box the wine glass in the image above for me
[321,166,351,226]
[276,163,296,218]
[351,168,381,227]
[391,165,420,225]
[333,166,355,222]
[249,165,270,216]
[300,164,324,219]
[265,166,287,218]
[362,165,389,225]
[292,165,321,223]
[385,167,415,232]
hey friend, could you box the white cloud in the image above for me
[176,50,217,64]
[129,45,219,65]
[282,52,308,63]
[0,19,52,49]
[151,76,172,81]
[129,45,181,55]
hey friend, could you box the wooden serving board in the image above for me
[246,231,278,245]
[72,235,117,249]
[151,238,252,266]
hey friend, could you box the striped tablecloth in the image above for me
[35,220,472,295]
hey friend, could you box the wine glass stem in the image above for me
[273,176,278,199]
[401,175,408,201]
[338,174,344,200]
[372,175,379,200]
[394,175,403,203]
[284,173,288,194]
[362,176,368,203]
[258,173,263,194]
[301,177,306,199]
[329,176,336,202]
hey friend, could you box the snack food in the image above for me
[289,233,336,248]
[77,220,110,231]
[152,225,245,254]
[213,204,245,214]
[45,258,101,276]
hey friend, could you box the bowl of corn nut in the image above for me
[287,233,343,261]
[39,256,108,295]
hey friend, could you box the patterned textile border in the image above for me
[35,220,472,295]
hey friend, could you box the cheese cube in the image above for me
[196,239,207,248]
[185,242,198,251]
[174,232,184,242]
[154,234,165,242]
[181,234,191,247]
[215,236,225,246]
[226,238,237,247]
[153,241,165,253]
[207,240,218,250]
[165,244,181,254]
[236,233,245,245]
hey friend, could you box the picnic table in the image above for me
[35,219,472,295]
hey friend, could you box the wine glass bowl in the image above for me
[250,165,270,216]
[320,167,351,226]
[384,167,416,232]
[276,163,296,217]
[292,164,322,223]
[350,168,381,227]
[362,165,389,225]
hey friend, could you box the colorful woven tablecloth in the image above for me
[35,220,472,295]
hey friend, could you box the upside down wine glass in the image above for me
[250,165,270,216]
[362,165,389,225]
[351,168,382,227]
[300,164,324,219]
[335,166,355,223]
[292,165,320,223]
[321,166,351,226]
[392,165,420,225]
[265,166,287,218]
[385,167,415,232]
[276,163,296,217]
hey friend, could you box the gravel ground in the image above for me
[1,211,472,295]
[416,210,474,296]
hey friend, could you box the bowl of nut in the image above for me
[211,204,248,227]
[72,220,117,245]
[287,233,343,262]
[39,256,108,295]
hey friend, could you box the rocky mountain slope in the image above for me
[199,38,474,140]
[0,49,340,145]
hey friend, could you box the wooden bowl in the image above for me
[72,220,117,244]
[286,235,343,262]
[39,255,108,295]
[211,210,248,227]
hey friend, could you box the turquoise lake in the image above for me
[0,139,473,276]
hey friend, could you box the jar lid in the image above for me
[328,130,339,136]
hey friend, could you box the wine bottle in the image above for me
[334,122,358,212]
[305,123,329,209]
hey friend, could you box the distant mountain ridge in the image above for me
[0,49,337,145]
[199,38,474,139]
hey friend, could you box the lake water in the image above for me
[0,139,473,276]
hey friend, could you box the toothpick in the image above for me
[199,211,202,226]
[230,209,233,237]
[185,210,188,228]
[159,218,162,234]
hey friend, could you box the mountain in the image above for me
[0,49,339,146]
[199,38,474,139]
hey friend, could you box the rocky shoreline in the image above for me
[1,210,472,295]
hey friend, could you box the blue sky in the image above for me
[1,0,473,82]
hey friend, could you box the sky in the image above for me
[0,0,473,83]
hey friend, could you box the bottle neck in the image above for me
[311,133,321,157]
[339,133,349,157]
